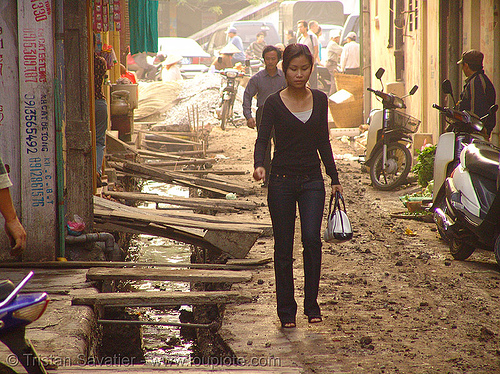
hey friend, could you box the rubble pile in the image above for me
[163,73,222,128]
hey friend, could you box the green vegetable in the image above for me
[412,145,437,188]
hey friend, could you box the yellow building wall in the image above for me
[367,0,498,145]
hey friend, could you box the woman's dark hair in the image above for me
[282,43,313,74]
[262,45,282,61]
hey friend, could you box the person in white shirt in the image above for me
[296,20,319,87]
[325,29,343,96]
[340,31,360,75]
[161,54,183,82]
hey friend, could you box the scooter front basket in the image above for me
[389,110,420,133]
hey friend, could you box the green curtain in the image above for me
[129,0,159,54]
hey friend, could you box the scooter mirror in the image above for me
[442,79,453,95]
[489,104,498,116]
[375,68,385,80]
[409,85,418,95]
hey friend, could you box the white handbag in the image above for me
[323,191,353,243]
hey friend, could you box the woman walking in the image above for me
[253,44,343,328]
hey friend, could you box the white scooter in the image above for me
[362,68,419,190]
[432,79,500,262]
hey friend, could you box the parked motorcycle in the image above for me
[431,79,499,262]
[216,68,246,130]
[0,271,49,374]
[361,68,419,190]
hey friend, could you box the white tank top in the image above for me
[292,109,312,123]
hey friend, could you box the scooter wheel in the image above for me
[369,142,412,190]
[450,237,475,260]
[494,236,500,268]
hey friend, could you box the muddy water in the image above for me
[127,181,195,365]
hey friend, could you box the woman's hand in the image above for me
[253,167,266,182]
[331,184,343,195]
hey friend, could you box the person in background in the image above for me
[246,32,267,60]
[324,29,343,96]
[456,49,497,137]
[120,63,137,84]
[340,31,360,75]
[94,50,108,187]
[0,156,26,256]
[253,44,343,328]
[128,51,157,80]
[314,26,323,61]
[209,43,242,72]
[243,45,286,187]
[226,27,246,65]
[275,43,285,70]
[286,30,297,46]
[297,20,319,88]
[161,54,183,82]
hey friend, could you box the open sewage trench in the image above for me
[95,181,238,366]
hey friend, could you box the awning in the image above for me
[129,0,159,54]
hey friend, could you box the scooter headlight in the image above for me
[12,298,49,323]
[226,71,237,78]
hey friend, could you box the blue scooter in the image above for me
[0,271,49,374]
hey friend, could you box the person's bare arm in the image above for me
[0,188,26,256]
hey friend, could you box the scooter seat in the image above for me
[463,142,500,181]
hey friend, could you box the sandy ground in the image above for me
[203,123,500,374]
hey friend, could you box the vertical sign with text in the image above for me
[0,2,21,254]
[18,0,56,260]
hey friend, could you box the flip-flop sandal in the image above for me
[308,316,322,324]
[281,321,296,328]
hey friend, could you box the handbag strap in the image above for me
[335,191,347,213]
[328,191,347,217]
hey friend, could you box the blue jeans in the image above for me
[267,174,325,323]
[95,99,108,174]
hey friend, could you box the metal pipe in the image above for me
[98,319,217,330]
[65,232,115,253]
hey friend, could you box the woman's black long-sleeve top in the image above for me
[254,88,340,185]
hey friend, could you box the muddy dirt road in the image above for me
[204,124,500,374]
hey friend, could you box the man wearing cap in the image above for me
[457,49,497,136]
[243,45,286,187]
[226,27,246,65]
[325,29,343,96]
[340,31,360,75]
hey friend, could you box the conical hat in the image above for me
[164,54,183,65]
[219,43,241,55]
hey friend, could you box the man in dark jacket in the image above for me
[457,49,496,136]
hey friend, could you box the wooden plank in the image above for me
[86,268,253,283]
[145,158,217,167]
[0,2,21,254]
[103,191,258,211]
[18,0,57,261]
[94,208,262,234]
[176,170,246,175]
[54,366,302,373]
[0,261,260,271]
[123,161,248,196]
[94,196,270,232]
[144,133,202,146]
[71,290,253,307]
[106,131,138,155]
[226,257,273,266]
